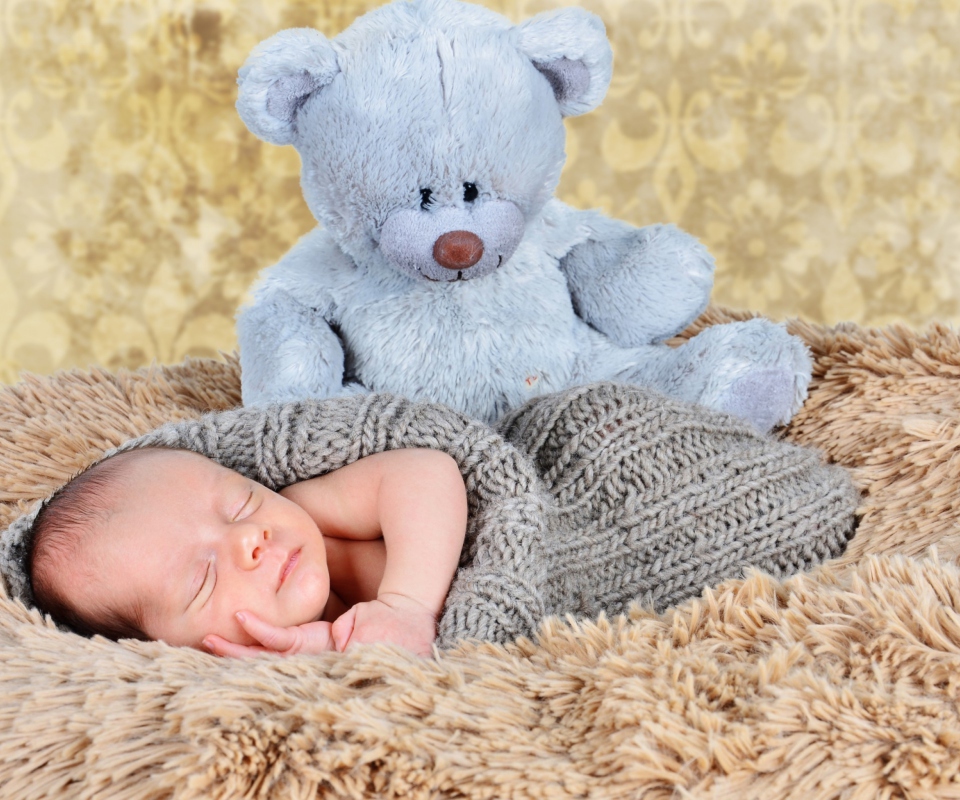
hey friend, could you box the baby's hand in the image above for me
[202,611,336,658]
[331,593,437,657]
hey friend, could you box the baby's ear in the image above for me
[517,7,612,117]
[236,28,340,146]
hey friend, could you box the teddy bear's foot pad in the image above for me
[713,369,797,434]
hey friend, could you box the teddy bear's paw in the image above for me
[561,222,716,347]
[618,223,716,343]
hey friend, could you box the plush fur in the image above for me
[234,0,812,432]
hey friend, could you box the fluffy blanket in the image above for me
[1,308,960,798]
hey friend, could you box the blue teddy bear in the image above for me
[235,0,811,432]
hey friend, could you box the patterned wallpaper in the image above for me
[1,0,958,383]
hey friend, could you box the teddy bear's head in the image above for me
[237,0,611,282]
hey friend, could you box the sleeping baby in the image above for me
[6,384,859,655]
[27,446,467,658]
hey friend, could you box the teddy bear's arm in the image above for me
[557,207,716,346]
[237,288,354,406]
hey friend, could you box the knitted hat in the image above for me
[0,383,859,647]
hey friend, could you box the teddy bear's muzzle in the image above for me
[378,200,524,282]
[433,230,484,270]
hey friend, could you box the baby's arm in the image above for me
[290,448,466,613]
[251,449,467,656]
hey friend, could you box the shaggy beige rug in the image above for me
[2,308,960,799]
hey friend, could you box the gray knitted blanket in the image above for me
[0,382,859,648]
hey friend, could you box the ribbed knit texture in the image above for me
[498,382,860,620]
[0,382,858,647]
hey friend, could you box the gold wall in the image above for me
[1,0,958,383]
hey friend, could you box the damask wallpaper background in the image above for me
[0,0,958,383]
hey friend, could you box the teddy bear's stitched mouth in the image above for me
[421,272,464,282]
[419,256,502,282]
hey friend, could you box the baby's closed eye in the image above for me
[189,560,215,610]
[232,488,256,520]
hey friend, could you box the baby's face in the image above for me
[64,449,330,649]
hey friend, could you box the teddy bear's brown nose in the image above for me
[433,230,484,270]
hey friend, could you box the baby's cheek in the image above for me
[285,568,330,627]
[210,596,258,646]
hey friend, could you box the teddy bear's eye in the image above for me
[420,188,433,209]
[463,182,478,203]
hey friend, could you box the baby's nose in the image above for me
[233,524,271,570]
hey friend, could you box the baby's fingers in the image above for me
[202,634,271,659]
[236,612,336,655]
[332,606,358,652]
[236,611,302,653]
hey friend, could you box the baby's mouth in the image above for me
[278,549,301,590]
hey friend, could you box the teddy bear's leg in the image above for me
[590,318,811,432]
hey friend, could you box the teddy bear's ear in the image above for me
[236,28,340,147]
[517,7,612,117]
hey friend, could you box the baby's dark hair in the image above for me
[27,448,165,641]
